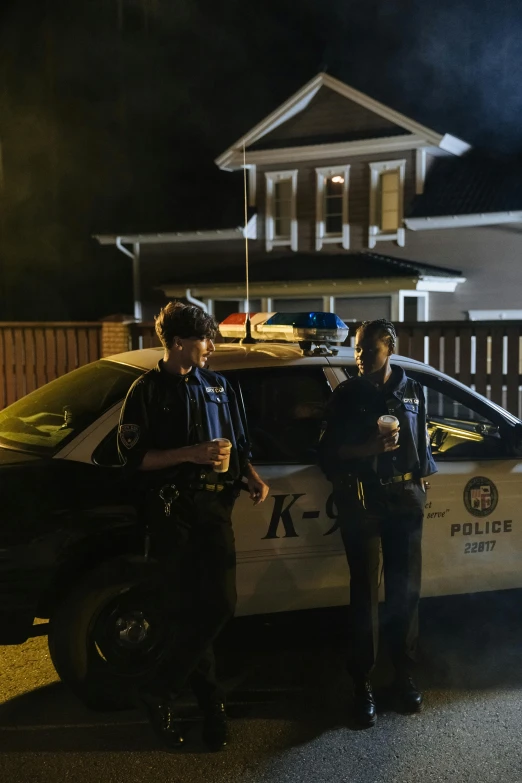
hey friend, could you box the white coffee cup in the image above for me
[378,415,399,443]
[212,438,232,473]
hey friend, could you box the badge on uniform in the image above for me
[119,423,140,449]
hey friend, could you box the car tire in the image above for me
[48,556,168,712]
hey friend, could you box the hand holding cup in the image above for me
[212,438,232,473]
[377,415,400,452]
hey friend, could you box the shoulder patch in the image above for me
[119,423,140,449]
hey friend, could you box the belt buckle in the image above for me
[206,483,216,492]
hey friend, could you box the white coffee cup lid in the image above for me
[379,415,398,424]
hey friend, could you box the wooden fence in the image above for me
[393,321,522,417]
[130,322,161,350]
[0,322,102,408]
[3,320,522,419]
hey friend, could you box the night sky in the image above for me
[1,0,521,320]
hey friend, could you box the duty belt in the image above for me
[379,471,415,486]
[187,482,227,493]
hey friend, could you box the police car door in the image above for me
[406,368,522,598]
[224,364,349,616]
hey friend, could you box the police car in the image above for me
[1,311,521,709]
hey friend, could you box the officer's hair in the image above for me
[155,301,218,349]
[356,319,397,353]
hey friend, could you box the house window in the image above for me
[315,165,350,251]
[265,170,298,252]
[368,160,406,248]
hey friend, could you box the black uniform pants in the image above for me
[142,487,237,707]
[334,479,425,679]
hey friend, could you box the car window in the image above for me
[93,425,121,467]
[0,361,142,456]
[224,367,331,463]
[407,370,506,460]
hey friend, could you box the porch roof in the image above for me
[161,252,462,286]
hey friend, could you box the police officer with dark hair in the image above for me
[118,301,269,750]
[319,318,437,727]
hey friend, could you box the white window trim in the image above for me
[315,165,350,251]
[415,149,427,195]
[398,290,429,321]
[265,170,298,252]
[368,159,406,248]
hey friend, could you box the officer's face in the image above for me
[355,332,391,375]
[176,336,215,368]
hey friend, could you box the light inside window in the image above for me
[324,174,344,235]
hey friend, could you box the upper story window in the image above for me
[315,165,350,251]
[368,159,406,248]
[265,170,298,252]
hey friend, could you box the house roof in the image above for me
[408,156,522,218]
[161,252,462,286]
[216,72,470,170]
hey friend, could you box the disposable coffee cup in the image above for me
[212,438,232,473]
[378,415,399,443]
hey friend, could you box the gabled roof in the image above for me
[216,72,470,170]
[407,156,522,219]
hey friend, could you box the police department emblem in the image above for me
[463,476,498,517]
[119,423,140,449]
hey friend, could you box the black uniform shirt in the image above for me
[319,365,438,483]
[117,360,250,487]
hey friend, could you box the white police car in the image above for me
[1,311,521,708]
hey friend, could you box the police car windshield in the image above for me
[0,360,142,456]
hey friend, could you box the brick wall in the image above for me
[101,321,132,357]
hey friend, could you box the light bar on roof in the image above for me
[219,312,349,343]
[218,313,272,340]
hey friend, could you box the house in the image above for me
[94,72,522,323]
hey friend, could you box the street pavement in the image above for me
[1,593,522,783]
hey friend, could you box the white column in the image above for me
[132,242,142,322]
[322,295,335,312]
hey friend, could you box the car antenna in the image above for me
[241,141,255,344]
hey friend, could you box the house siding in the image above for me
[257,149,417,253]
[252,87,406,149]
[376,225,522,320]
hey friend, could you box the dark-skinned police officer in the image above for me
[118,302,269,750]
[319,319,437,728]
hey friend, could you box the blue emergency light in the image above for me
[219,312,349,344]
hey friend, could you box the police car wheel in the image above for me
[48,558,168,711]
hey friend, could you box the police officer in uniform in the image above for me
[118,302,269,750]
[319,319,437,727]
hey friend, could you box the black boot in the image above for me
[395,674,423,713]
[141,697,185,749]
[353,679,377,727]
[202,702,229,751]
